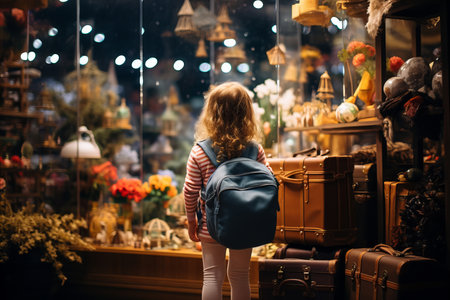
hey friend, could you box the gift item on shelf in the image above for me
[292,0,333,27]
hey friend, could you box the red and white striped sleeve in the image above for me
[183,146,203,222]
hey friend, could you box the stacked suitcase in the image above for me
[261,154,448,299]
[262,154,355,299]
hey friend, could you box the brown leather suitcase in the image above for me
[353,163,377,247]
[344,244,448,300]
[383,181,416,245]
[259,257,343,299]
[268,155,357,247]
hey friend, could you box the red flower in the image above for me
[10,155,22,167]
[91,161,118,187]
[389,56,404,74]
[11,9,26,26]
[352,53,366,68]
[347,41,366,53]
[110,178,146,203]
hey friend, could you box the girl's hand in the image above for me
[188,220,200,242]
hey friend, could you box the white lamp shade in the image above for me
[61,126,101,159]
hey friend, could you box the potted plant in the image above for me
[0,177,94,298]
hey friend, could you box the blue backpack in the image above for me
[197,139,279,249]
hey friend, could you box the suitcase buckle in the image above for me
[351,263,357,281]
[302,265,311,281]
[380,270,388,289]
[277,265,285,280]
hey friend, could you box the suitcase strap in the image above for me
[277,169,305,185]
[273,278,316,298]
[369,243,413,257]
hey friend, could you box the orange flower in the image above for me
[143,174,178,202]
[91,161,118,187]
[347,41,366,53]
[388,56,404,74]
[352,53,366,68]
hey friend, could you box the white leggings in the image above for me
[201,241,252,300]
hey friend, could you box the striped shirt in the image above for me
[183,143,271,242]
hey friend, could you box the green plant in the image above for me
[0,178,94,285]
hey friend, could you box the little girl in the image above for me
[183,82,272,300]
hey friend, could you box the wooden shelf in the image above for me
[284,119,383,135]
[0,110,42,119]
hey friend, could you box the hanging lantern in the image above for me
[174,0,197,39]
[223,45,247,63]
[196,39,208,58]
[316,71,334,107]
[292,0,332,27]
[266,45,286,65]
[207,5,235,42]
[284,62,299,82]
[192,5,217,33]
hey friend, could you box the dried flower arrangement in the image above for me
[0,178,94,285]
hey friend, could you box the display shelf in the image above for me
[375,0,449,267]
[285,119,383,135]
[58,246,261,300]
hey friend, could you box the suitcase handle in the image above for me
[369,244,413,257]
[274,278,315,298]
[278,169,305,185]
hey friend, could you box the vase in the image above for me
[88,202,117,244]
[112,201,133,232]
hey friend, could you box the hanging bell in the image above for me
[266,45,286,65]
[196,39,208,57]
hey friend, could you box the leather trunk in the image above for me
[383,181,416,245]
[268,156,356,247]
[259,258,341,300]
[344,244,447,300]
[353,163,377,247]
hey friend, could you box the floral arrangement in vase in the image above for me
[109,177,146,203]
[252,78,279,150]
[142,174,178,221]
[338,40,405,108]
[338,40,376,107]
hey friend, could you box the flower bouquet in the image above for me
[338,40,376,107]
[252,79,279,150]
[110,177,146,204]
[109,177,146,230]
[141,174,178,221]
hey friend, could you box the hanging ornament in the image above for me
[195,39,208,58]
[192,5,217,33]
[284,62,299,82]
[292,0,332,27]
[207,5,235,42]
[223,45,247,64]
[266,45,286,65]
[316,71,334,107]
[174,0,197,39]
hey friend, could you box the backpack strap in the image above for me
[197,139,220,167]
[197,138,259,166]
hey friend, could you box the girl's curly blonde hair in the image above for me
[195,82,259,162]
